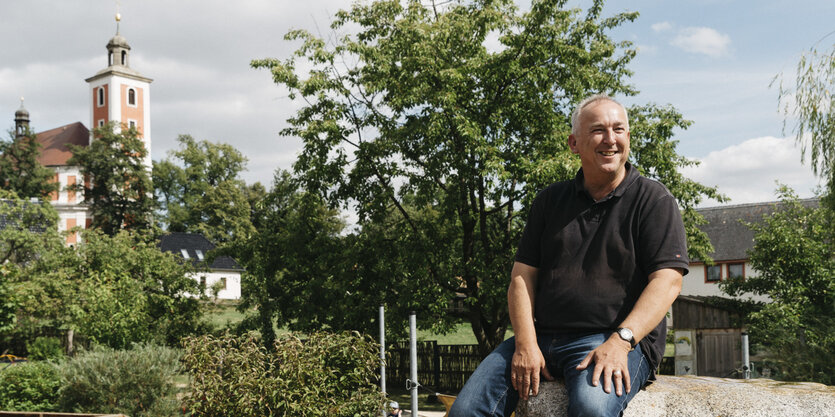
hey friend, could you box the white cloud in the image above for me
[680,136,822,207]
[636,44,658,55]
[670,27,731,58]
[651,22,673,32]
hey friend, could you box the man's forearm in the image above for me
[507,261,552,399]
[618,268,683,343]
[508,262,538,347]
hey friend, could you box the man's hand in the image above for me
[510,343,554,400]
[576,334,632,396]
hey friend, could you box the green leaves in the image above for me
[5,228,206,350]
[153,135,255,244]
[254,0,722,355]
[182,331,382,416]
[721,187,834,384]
[68,122,154,235]
[58,344,182,417]
[774,44,835,195]
[0,128,60,200]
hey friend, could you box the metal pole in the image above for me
[380,305,387,417]
[410,311,418,417]
[741,332,750,379]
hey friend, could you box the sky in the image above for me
[1,0,831,208]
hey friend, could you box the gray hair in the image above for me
[570,94,629,135]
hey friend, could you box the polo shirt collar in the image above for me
[573,162,640,202]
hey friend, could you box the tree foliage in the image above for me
[0,189,62,267]
[229,171,346,346]
[68,122,154,235]
[5,229,207,350]
[0,128,59,200]
[0,189,63,335]
[721,187,834,384]
[775,43,835,197]
[254,0,723,355]
[153,135,255,244]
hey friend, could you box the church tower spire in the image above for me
[107,13,131,68]
[14,97,30,139]
[85,12,153,171]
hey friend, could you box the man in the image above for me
[449,95,688,417]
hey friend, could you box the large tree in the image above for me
[153,135,254,244]
[721,187,834,384]
[254,0,723,354]
[0,128,59,200]
[68,122,154,235]
[229,170,346,347]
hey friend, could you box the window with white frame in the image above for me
[97,87,105,107]
[128,88,136,106]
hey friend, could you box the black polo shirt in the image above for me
[515,163,689,372]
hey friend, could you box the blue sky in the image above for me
[1,0,830,206]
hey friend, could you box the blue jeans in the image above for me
[449,332,651,417]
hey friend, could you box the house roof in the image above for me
[35,122,89,166]
[158,232,243,271]
[695,198,820,262]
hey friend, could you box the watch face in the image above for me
[619,328,633,340]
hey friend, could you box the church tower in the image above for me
[84,13,153,171]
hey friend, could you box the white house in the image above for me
[158,232,244,300]
[683,198,819,300]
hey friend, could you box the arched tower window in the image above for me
[97,87,105,107]
[128,88,136,106]
[121,50,127,65]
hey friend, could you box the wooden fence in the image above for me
[385,341,678,394]
[386,341,481,394]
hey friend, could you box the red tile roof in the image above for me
[35,122,89,166]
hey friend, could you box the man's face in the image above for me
[568,100,630,179]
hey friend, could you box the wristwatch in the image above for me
[616,327,636,348]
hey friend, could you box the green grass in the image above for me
[205,302,512,346]
[204,299,247,329]
[386,386,448,412]
[417,322,515,345]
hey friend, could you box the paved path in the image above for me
[403,411,445,417]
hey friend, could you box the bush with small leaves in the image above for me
[57,344,182,417]
[0,361,61,412]
[26,336,65,361]
[183,331,383,416]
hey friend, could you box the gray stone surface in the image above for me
[517,375,835,417]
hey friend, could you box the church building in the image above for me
[13,15,152,245]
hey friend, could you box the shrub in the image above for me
[183,331,383,416]
[0,361,61,411]
[26,336,65,361]
[58,344,181,417]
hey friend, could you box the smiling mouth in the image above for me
[600,151,617,156]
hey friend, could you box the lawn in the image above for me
[205,301,513,345]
